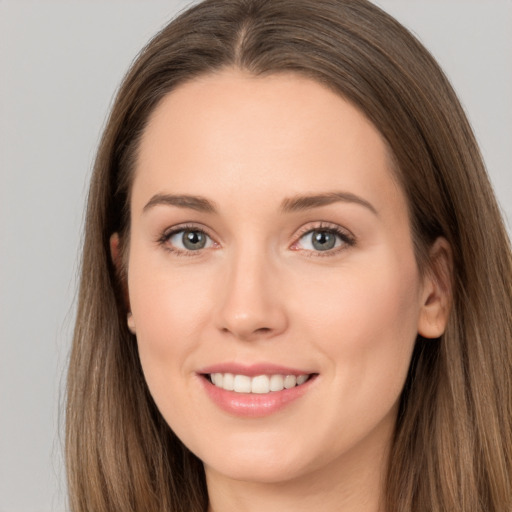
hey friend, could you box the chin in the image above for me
[205,456,310,485]
[197,433,335,486]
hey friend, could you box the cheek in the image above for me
[300,251,420,327]
[295,253,421,390]
[127,253,215,382]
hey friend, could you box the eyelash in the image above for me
[157,222,356,258]
[292,222,356,257]
[157,223,216,258]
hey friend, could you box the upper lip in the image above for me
[197,363,315,377]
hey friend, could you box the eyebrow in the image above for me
[142,191,377,216]
[143,194,217,213]
[280,192,378,216]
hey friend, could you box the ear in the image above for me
[127,312,136,334]
[417,237,453,339]
[110,232,129,284]
[110,233,132,324]
[110,232,122,272]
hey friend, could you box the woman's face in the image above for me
[123,69,444,486]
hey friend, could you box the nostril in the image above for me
[219,322,277,340]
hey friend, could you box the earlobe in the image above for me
[417,237,453,339]
[127,312,136,334]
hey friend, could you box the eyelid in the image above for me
[157,221,355,257]
[290,221,356,255]
[157,222,219,256]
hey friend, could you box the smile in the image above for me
[198,365,318,417]
[208,373,311,394]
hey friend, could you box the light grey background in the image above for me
[0,1,510,511]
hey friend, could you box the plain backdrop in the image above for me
[0,1,510,511]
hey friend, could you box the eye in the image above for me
[165,228,215,252]
[294,226,355,253]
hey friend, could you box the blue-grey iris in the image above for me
[183,230,207,250]
[312,230,336,251]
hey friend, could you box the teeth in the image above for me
[296,374,308,385]
[251,375,270,394]
[223,373,234,391]
[284,375,297,389]
[269,374,284,391]
[212,373,223,387]
[209,373,310,394]
[233,374,252,393]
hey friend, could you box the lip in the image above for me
[197,363,318,418]
[198,362,314,377]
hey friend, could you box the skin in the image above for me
[112,69,451,512]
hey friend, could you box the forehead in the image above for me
[132,69,404,218]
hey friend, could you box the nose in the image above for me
[214,247,288,342]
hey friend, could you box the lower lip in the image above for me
[199,375,316,418]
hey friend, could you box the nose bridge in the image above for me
[215,239,287,340]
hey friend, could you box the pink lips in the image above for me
[197,363,317,418]
[199,362,312,377]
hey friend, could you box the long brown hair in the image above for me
[66,1,512,510]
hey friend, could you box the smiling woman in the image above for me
[66,1,512,512]
[122,72,440,493]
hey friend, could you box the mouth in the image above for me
[198,366,318,417]
[203,372,316,394]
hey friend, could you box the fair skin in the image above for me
[112,69,450,512]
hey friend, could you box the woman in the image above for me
[66,1,512,511]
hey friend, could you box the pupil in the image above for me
[183,230,206,250]
[312,231,335,251]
